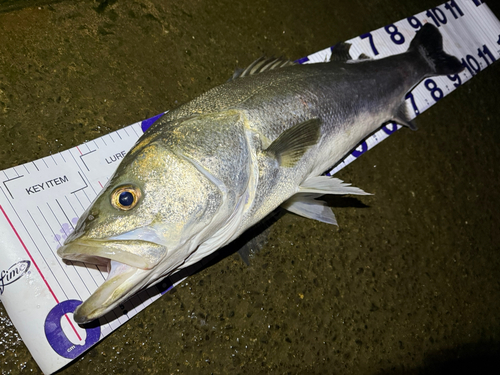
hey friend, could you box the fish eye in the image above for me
[111,185,141,211]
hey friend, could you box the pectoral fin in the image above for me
[299,176,371,195]
[266,118,321,168]
[282,194,337,225]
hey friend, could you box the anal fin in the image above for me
[282,194,337,225]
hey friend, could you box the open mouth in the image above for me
[57,239,165,269]
[57,240,165,323]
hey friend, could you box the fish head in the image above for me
[58,137,224,323]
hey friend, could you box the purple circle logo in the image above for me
[44,300,101,359]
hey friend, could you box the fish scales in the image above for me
[159,56,425,226]
[58,24,464,323]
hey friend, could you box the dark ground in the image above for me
[1,0,499,374]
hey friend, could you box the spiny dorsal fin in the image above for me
[266,118,321,168]
[230,57,296,81]
[330,42,353,62]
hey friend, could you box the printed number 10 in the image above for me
[461,45,496,76]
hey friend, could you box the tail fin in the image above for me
[410,23,464,76]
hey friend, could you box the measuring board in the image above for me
[0,1,498,373]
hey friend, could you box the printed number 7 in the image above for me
[360,32,379,56]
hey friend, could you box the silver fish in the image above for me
[58,24,463,323]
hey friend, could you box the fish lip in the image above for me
[72,263,150,324]
[57,239,160,323]
[57,239,166,269]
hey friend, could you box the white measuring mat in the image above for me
[0,1,498,373]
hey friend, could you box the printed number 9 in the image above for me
[447,74,462,88]
[407,16,423,30]
[424,79,443,102]
[385,24,405,45]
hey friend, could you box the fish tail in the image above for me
[409,23,464,76]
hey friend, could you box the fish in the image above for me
[58,24,463,324]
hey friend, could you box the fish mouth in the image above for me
[57,239,166,324]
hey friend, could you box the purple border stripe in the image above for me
[141,112,166,133]
[295,56,310,64]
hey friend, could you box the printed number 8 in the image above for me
[424,79,443,102]
[385,24,405,45]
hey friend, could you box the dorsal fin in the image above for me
[395,103,417,130]
[330,42,353,62]
[229,57,296,81]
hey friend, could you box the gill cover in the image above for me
[58,111,253,322]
